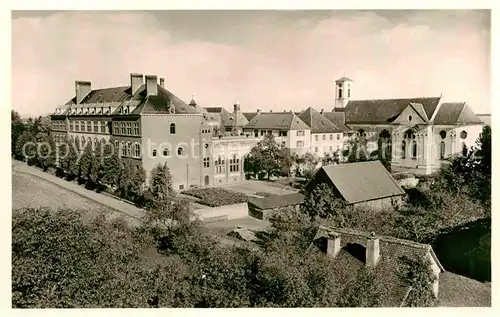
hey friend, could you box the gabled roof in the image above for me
[297,107,345,133]
[307,226,444,307]
[243,112,259,121]
[244,112,310,130]
[314,161,405,204]
[433,103,483,125]
[408,103,429,122]
[65,83,203,116]
[344,97,441,124]
[322,111,352,132]
[336,76,353,82]
[247,193,304,210]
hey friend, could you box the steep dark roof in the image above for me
[433,103,483,125]
[315,161,405,204]
[344,97,441,124]
[64,82,202,115]
[243,112,259,121]
[248,193,304,210]
[322,111,352,132]
[307,226,444,307]
[244,112,310,130]
[298,107,345,133]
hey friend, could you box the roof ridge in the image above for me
[349,96,441,102]
[319,225,432,250]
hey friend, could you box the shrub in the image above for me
[182,188,248,207]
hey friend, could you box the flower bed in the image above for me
[182,187,248,207]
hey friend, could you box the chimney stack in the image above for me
[130,73,143,94]
[326,231,341,259]
[145,75,158,96]
[270,110,273,113]
[159,77,165,88]
[366,233,380,267]
[75,81,91,104]
[257,109,261,113]
[320,109,324,114]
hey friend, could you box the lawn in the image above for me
[438,271,491,307]
[12,170,126,222]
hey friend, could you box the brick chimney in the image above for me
[145,75,158,96]
[130,73,143,94]
[75,81,91,104]
[159,77,165,88]
[366,233,380,267]
[326,231,341,258]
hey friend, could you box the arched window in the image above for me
[460,130,468,140]
[81,136,85,147]
[133,143,141,158]
[401,140,406,159]
[411,141,417,159]
[163,148,169,157]
[126,142,132,157]
[440,141,446,160]
[215,156,225,174]
[170,123,176,134]
[177,147,183,156]
[440,130,447,139]
[152,149,157,157]
[121,141,127,157]
[229,154,240,172]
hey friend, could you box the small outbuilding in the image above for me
[248,192,305,220]
[305,160,406,211]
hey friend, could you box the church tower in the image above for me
[334,76,353,111]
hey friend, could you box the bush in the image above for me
[182,188,248,207]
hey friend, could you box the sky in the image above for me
[11,10,491,117]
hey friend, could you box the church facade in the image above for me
[332,77,485,174]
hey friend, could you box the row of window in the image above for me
[401,140,418,159]
[114,141,141,158]
[314,145,341,153]
[112,121,141,136]
[70,120,109,134]
[67,106,112,115]
[314,134,341,141]
[52,121,66,130]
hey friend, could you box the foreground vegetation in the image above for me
[12,206,435,308]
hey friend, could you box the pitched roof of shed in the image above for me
[432,103,483,125]
[307,226,444,307]
[344,97,441,124]
[244,112,310,130]
[318,161,405,204]
[248,193,305,210]
[298,107,345,133]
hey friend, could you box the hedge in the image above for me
[182,188,248,207]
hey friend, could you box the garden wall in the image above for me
[193,203,249,223]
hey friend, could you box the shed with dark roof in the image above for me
[247,193,305,220]
[305,161,405,211]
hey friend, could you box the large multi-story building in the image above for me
[50,73,259,190]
